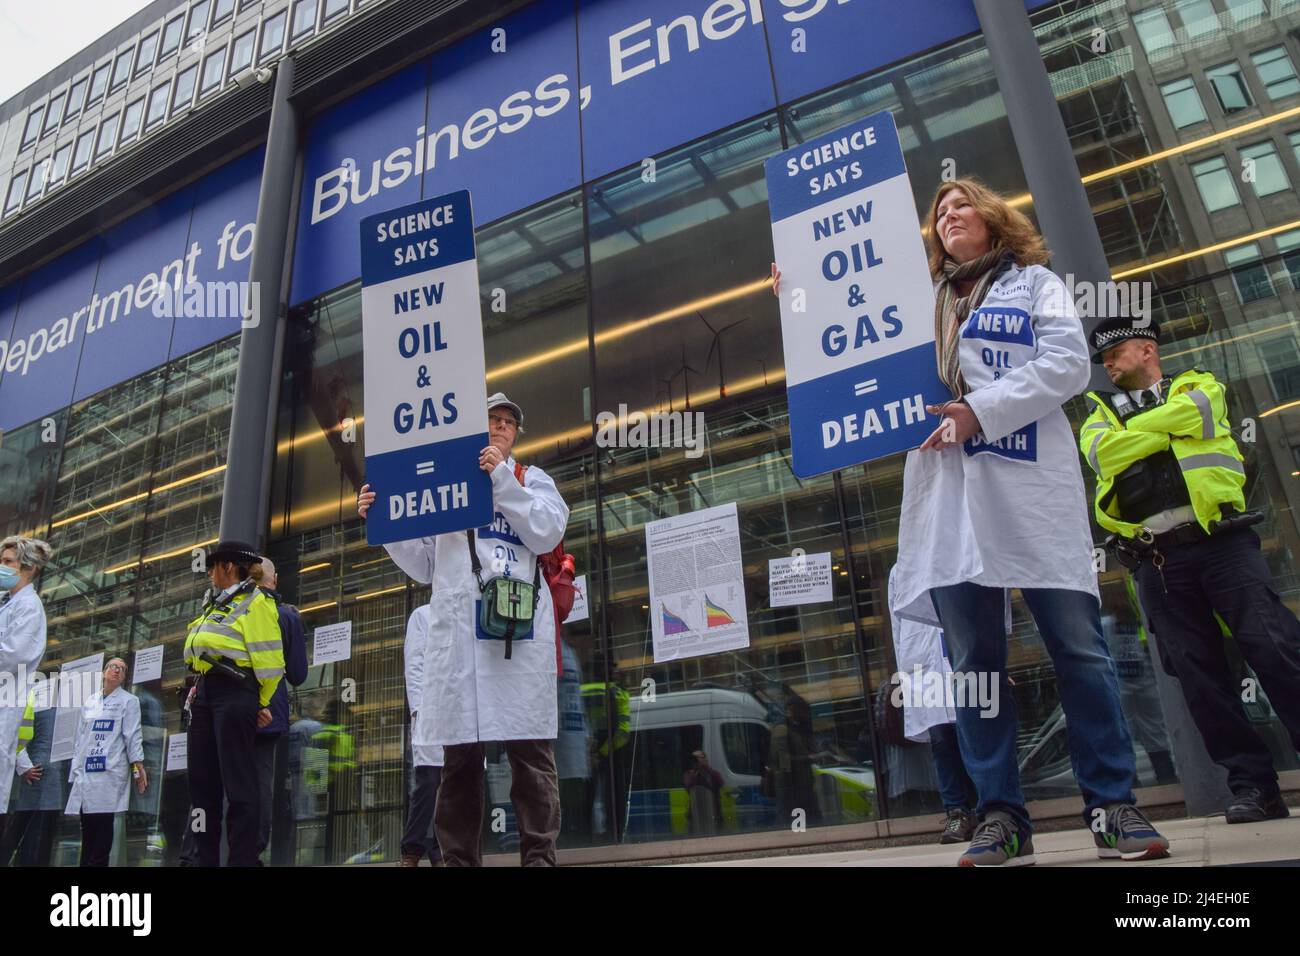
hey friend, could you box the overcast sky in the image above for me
[0,0,155,105]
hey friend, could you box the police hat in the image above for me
[207,540,261,566]
[1089,316,1161,363]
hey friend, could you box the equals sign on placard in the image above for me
[415,460,436,476]
[853,379,878,397]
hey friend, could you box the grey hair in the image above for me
[0,536,52,571]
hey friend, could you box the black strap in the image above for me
[467,528,484,590]
[466,527,542,661]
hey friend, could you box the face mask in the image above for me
[0,566,19,589]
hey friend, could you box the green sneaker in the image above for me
[958,811,1035,867]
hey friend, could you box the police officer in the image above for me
[1080,317,1300,823]
[183,540,285,866]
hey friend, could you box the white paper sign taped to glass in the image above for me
[765,110,947,478]
[769,551,834,608]
[359,189,493,544]
[646,502,749,664]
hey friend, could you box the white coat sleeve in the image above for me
[962,269,1090,443]
[68,707,86,783]
[490,462,569,554]
[0,596,44,673]
[403,606,428,716]
[383,537,437,584]
[125,696,145,765]
[16,748,33,775]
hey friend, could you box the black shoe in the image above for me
[1226,788,1290,824]
[940,808,975,844]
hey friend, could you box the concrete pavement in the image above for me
[666,814,1300,866]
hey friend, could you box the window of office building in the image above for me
[64,75,89,119]
[1207,61,1254,112]
[1258,336,1300,404]
[1161,76,1208,128]
[1240,140,1291,195]
[1226,243,1275,302]
[19,105,44,150]
[5,169,29,213]
[1134,7,1177,58]
[324,0,350,23]
[50,142,72,186]
[1225,0,1269,22]
[159,15,184,63]
[292,0,319,40]
[171,65,198,115]
[1175,0,1219,38]
[212,0,235,26]
[1277,229,1300,289]
[229,28,256,77]
[187,1,212,44]
[1252,46,1300,100]
[42,91,66,137]
[85,61,111,108]
[136,30,159,77]
[120,97,145,144]
[25,158,48,201]
[110,47,134,93]
[1192,155,1242,210]
[70,130,95,174]
[200,46,227,97]
[259,10,288,64]
[145,81,171,131]
[95,113,120,160]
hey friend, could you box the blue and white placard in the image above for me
[360,190,493,544]
[765,110,947,479]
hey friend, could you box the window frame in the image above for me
[120,97,146,145]
[258,10,289,65]
[95,111,121,160]
[158,14,185,63]
[64,75,90,120]
[291,0,320,41]
[19,104,45,150]
[145,81,172,132]
[1133,6,1177,58]
[85,60,112,109]
[1239,139,1292,196]
[49,142,73,187]
[41,90,67,138]
[1206,61,1255,112]
[135,30,160,77]
[25,158,48,202]
[171,64,199,116]
[229,27,257,78]
[1191,154,1242,211]
[4,169,29,215]
[71,130,96,175]
[110,46,135,93]
[1251,46,1300,101]
[200,44,228,97]
[186,0,213,44]
[1161,75,1208,129]
[212,0,236,27]
[322,0,350,23]
[1224,242,1275,303]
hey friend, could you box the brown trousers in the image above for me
[435,739,561,866]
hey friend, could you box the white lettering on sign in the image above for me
[388,481,471,519]
[820,394,927,448]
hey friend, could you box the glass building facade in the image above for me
[3,0,1300,865]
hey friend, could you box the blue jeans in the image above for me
[929,583,1136,831]
[929,722,977,812]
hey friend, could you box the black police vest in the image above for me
[1100,390,1192,523]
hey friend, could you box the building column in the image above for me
[972,0,1232,815]
[218,55,299,549]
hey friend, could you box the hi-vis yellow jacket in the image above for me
[184,580,285,706]
[1079,368,1245,539]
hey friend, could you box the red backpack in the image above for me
[515,463,577,674]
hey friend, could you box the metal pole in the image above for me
[218,55,299,548]
[972,0,1231,814]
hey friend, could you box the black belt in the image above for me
[1150,521,1208,550]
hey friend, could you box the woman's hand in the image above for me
[357,483,376,519]
[479,445,506,474]
[919,401,982,451]
[770,262,781,295]
[133,762,148,794]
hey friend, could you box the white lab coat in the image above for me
[554,639,590,781]
[404,604,445,767]
[385,458,569,748]
[65,688,144,815]
[0,585,47,809]
[892,263,1098,625]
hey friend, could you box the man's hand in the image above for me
[257,707,273,729]
[479,445,506,474]
[770,262,781,295]
[133,762,148,794]
[357,483,376,519]
[919,401,982,451]
[22,764,42,784]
